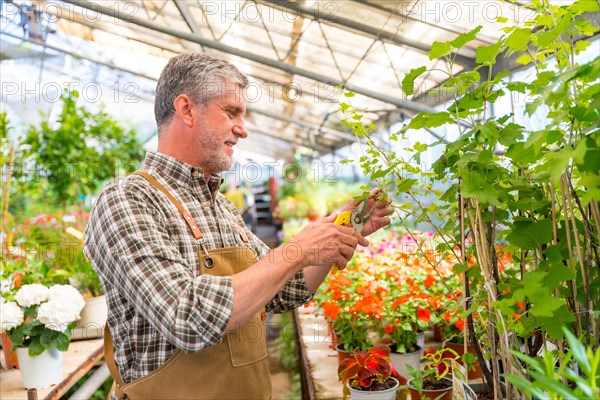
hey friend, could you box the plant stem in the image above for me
[560,174,582,337]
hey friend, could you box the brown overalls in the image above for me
[104,171,271,399]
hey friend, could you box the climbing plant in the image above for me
[339,1,599,399]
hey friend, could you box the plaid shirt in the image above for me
[84,151,310,383]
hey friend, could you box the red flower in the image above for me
[516,301,525,311]
[424,274,435,288]
[443,313,452,323]
[384,325,395,334]
[417,308,431,323]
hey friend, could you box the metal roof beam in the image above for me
[250,127,331,154]
[63,0,443,115]
[246,105,356,143]
[263,0,476,68]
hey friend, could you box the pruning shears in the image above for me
[332,198,376,272]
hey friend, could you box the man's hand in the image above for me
[290,221,369,270]
[339,188,394,237]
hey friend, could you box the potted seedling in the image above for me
[402,348,457,400]
[338,344,403,400]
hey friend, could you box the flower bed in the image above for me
[314,229,464,353]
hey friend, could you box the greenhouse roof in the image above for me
[1,0,595,160]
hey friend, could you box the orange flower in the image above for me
[323,301,340,321]
[454,318,465,331]
[392,296,410,309]
[443,313,452,323]
[512,313,522,322]
[424,274,435,288]
[417,308,431,323]
[516,300,525,311]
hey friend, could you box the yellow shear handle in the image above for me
[332,211,353,272]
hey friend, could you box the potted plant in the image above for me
[402,348,456,400]
[381,279,434,378]
[316,264,377,362]
[338,344,402,400]
[1,283,85,389]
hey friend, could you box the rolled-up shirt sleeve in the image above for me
[85,181,233,353]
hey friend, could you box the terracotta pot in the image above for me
[443,341,482,379]
[326,322,339,350]
[1,333,19,369]
[336,343,355,365]
[407,377,453,400]
[433,324,443,342]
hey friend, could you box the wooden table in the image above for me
[0,340,104,400]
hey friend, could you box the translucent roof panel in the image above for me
[1,0,545,160]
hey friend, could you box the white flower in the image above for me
[37,299,81,332]
[47,285,85,312]
[15,284,49,307]
[1,301,24,333]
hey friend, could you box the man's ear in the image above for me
[173,95,195,127]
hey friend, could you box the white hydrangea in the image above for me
[47,285,86,310]
[15,284,49,307]
[37,300,82,332]
[1,301,24,333]
[37,285,85,332]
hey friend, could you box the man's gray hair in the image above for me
[154,53,249,131]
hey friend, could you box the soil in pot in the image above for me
[355,379,398,392]
[408,377,453,400]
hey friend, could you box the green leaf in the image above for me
[530,296,565,317]
[541,147,573,184]
[506,28,532,52]
[476,41,503,65]
[506,142,539,164]
[498,123,524,147]
[28,336,47,357]
[543,264,576,289]
[429,41,452,60]
[538,15,571,47]
[339,102,350,113]
[40,329,61,346]
[402,66,427,96]
[571,0,600,14]
[460,171,503,206]
[573,135,600,173]
[449,26,483,49]
[539,308,575,340]
[344,91,356,98]
[453,263,468,274]
[55,332,71,352]
[505,219,553,250]
[396,179,417,193]
[409,112,453,130]
[564,328,591,375]
[516,53,533,65]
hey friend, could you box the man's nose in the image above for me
[232,120,248,138]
